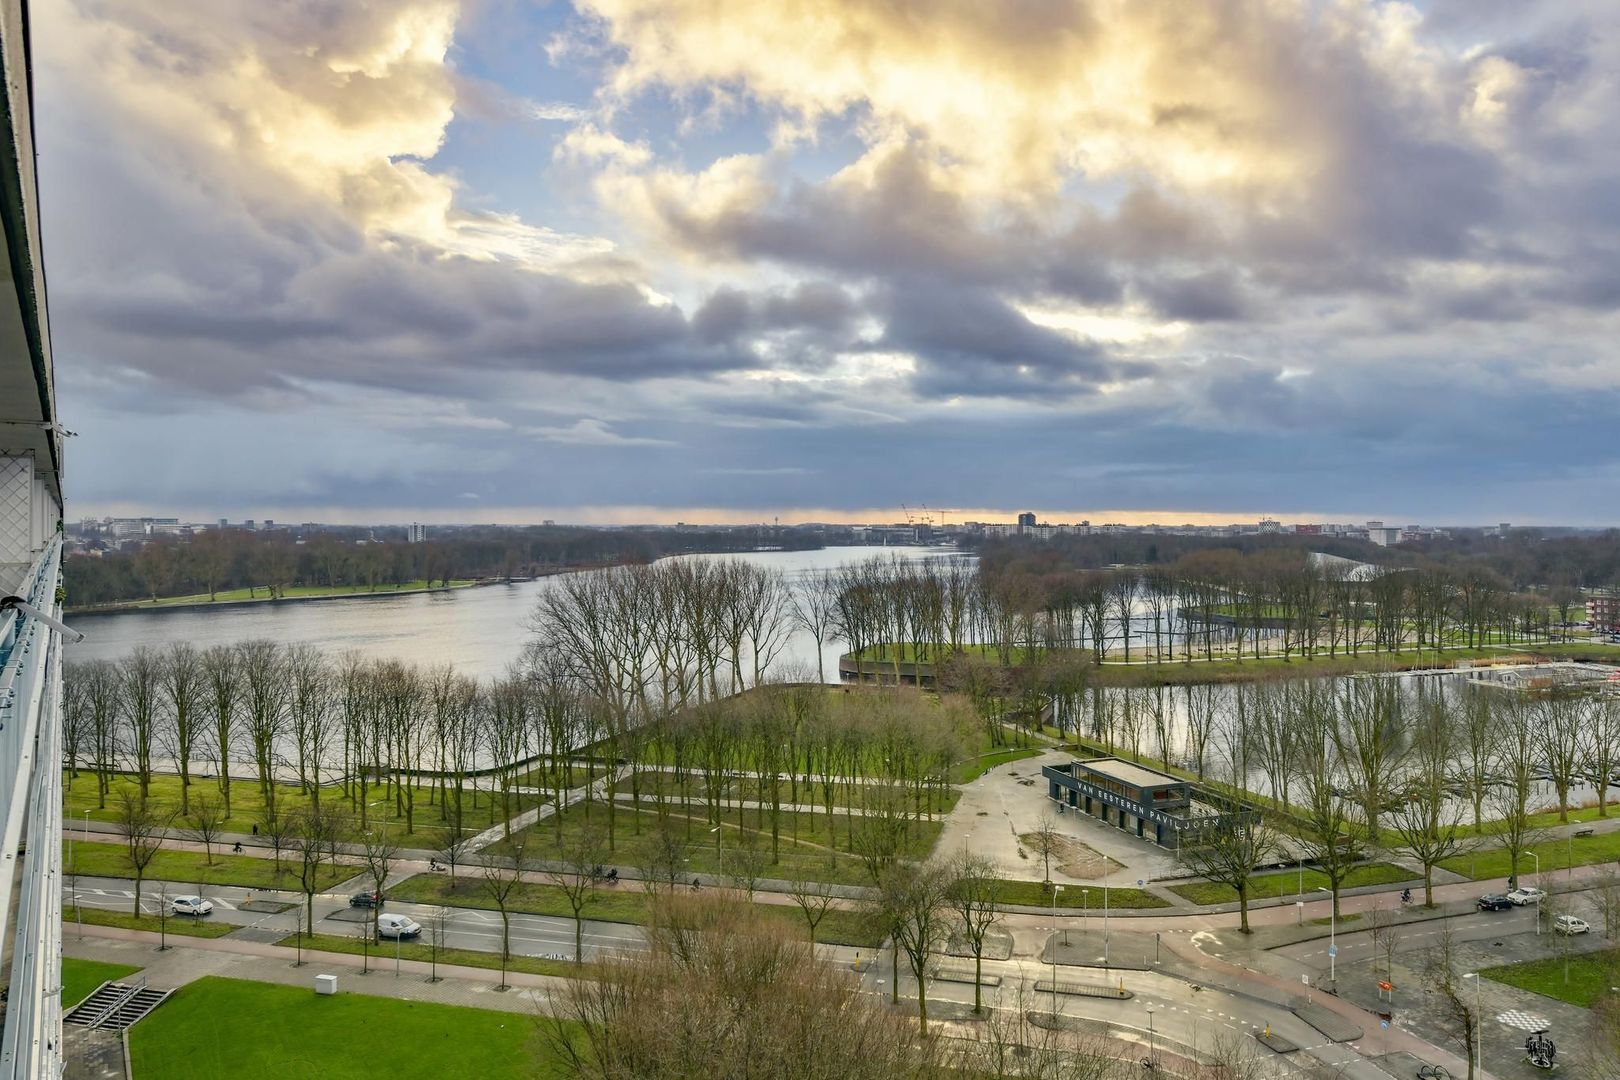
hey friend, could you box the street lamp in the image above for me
[1104,878,1110,969]
[1145,1002,1156,1068]
[710,825,723,877]
[1462,972,1481,1077]
[1051,884,1063,1020]
[1316,887,1336,984]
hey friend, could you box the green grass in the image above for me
[1168,862,1414,906]
[275,932,591,980]
[65,906,236,938]
[128,975,569,1080]
[1439,830,1620,880]
[951,747,1044,783]
[81,579,476,610]
[992,879,1170,910]
[496,802,942,887]
[67,840,354,892]
[1481,948,1620,1007]
[1089,645,1560,688]
[61,957,142,1008]
[387,874,883,948]
[64,770,527,839]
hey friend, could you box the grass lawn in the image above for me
[1439,830,1620,880]
[64,770,526,840]
[1481,948,1620,1007]
[1090,646,1559,687]
[61,957,142,1008]
[993,878,1169,910]
[128,975,569,1080]
[275,932,590,980]
[82,579,476,610]
[65,906,236,938]
[495,802,941,887]
[951,747,1044,784]
[67,840,354,892]
[1168,862,1415,906]
[388,874,884,948]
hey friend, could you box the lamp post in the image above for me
[1462,972,1480,1078]
[1051,884,1063,1020]
[1528,850,1541,935]
[1104,879,1110,968]
[1145,1002,1156,1068]
[1316,886,1336,983]
[710,825,722,878]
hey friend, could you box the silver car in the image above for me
[171,895,214,916]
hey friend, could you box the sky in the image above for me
[34,0,1620,526]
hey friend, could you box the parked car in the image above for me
[1553,915,1590,935]
[1507,887,1547,906]
[171,895,213,917]
[1476,893,1513,912]
[376,914,421,940]
[349,891,384,909]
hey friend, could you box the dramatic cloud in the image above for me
[36,0,1620,523]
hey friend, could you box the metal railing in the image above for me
[0,535,65,1079]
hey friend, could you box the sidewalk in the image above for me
[63,924,567,1014]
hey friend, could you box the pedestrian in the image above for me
[251,823,258,836]
[232,841,243,854]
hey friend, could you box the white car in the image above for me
[1553,915,1590,935]
[1507,887,1547,906]
[376,913,421,939]
[171,895,213,916]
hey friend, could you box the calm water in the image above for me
[66,545,955,682]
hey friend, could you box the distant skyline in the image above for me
[72,502,1562,530]
[38,1,1620,524]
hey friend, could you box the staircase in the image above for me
[64,979,171,1031]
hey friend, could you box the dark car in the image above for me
[1476,893,1513,911]
[349,891,384,909]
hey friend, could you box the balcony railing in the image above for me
[0,535,65,1079]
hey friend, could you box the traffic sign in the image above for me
[1328,945,1338,957]
[1381,1019,1390,1030]
[1137,879,1145,887]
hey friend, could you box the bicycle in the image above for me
[1416,1064,1450,1080]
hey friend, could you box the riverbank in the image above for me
[67,578,488,616]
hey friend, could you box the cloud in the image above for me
[527,418,674,446]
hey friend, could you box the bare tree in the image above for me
[160,643,206,814]
[788,875,839,944]
[1180,816,1278,933]
[543,892,938,1080]
[880,859,954,1035]
[184,793,228,865]
[360,828,399,943]
[113,790,172,918]
[479,842,529,989]
[237,640,288,816]
[81,660,123,809]
[259,809,294,882]
[637,823,688,897]
[789,570,843,683]
[547,827,607,966]
[1583,694,1620,818]
[946,850,1003,1014]
[724,833,769,900]
[1025,811,1062,886]
[434,825,475,884]
[201,645,241,814]
[1422,927,1480,1080]
[1388,699,1471,906]
[119,647,164,800]
[290,806,342,956]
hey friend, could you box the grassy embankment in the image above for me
[67,840,353,892]
[64,769,532,839]
[61,958,142,1008]
[1168,862,1413,905]
[128,976,570,1079]
[74,579,477,611]
[276,932,590,980]
[388,872,883,948]
[1481,949,1620,1007]
[65,907,235,938]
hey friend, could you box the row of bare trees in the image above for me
[1180,677,1620,932]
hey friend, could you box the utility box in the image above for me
[315,974,337,996]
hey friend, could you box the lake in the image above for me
[65,545,957,681]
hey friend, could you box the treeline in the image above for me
[983,527,1620,592]
[64,523,829,607]
[1166,676,1620,929]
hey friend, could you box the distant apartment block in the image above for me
[1590,593,1620,633]
[407,522,428,543]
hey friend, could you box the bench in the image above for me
[1574,827,1595,838]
